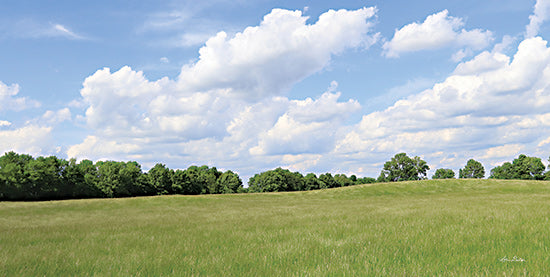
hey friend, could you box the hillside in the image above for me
[1,179,549,275]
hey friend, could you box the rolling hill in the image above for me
[1,179,548,275]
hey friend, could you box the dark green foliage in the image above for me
[378,153,430,182]
[319,173,338,188]
[217,171,243,194]
[0,152,244,201]
[248,168,374,193]
[459,159,485,179]
[432,168,455,179]
[334,174,354,187]
[356,177,377,184]
[147,163,173,195]
[248,168,303,192]
[303,173,323,190]
[491,154,545,180]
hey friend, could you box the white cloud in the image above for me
[9,20,88,40]
[0,81,40,111]
[50,24,87,40]
[69,7,377,176]
[67,7,550,180]
[526,0,550,38]
[178,7,379,99]
[40,108,72,125]
[250,88,360,155]
[0,120,11,127]
[383,10,493,58]
[0,125,54,156]
[66,136,142,161]
[336,36,550,176]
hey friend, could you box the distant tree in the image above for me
[0,152,33,200]
[491,154,545,180]
[24,155,68,199]
[490,162,514,179]
[378,153,430,182]
[356,177,377,184]
[432,168,455,179]
[303,173,322,190]
[147,163,173,195]
[217,170,243,194]
[334,174,354,187]
[319,173,337,188]
[511,154,545,180]
[248,168,304,192]
[459,159,485,179]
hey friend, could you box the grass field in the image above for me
[1,179,549,275]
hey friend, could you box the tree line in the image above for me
[384,153,550,181]
[1,151,550,201]
[0,152,244,201]
[0,151,374,201]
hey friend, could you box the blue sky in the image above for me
[1,0,550,180]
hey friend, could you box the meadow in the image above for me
[1,179,549,275]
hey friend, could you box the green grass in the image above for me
[1,179,550,275]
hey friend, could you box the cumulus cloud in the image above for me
[0,125,54,156]
[178,7,379,99]
[0,81,40,111]
[69,7,377,175]
[250,86,361,155]
[526,0,550,38]
[40,108,72,125]
[337,36,550,175]
[0,120,11,127]
[67,6,550,179]
[383,10,493,58]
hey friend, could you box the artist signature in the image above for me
[500,256,525,262]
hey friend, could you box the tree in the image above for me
[491,154,545,180]
[147,163,173,195]
[0,152,33,200]
[511,154,545,180]
[334,174,354,187]
[216,170,243,194]
[459,159,485,178]
[248,168,304,192]
[356,177,377,184]
[490,162,513,179]
[432,168,455,179]
[303,173,322,190]
[319,173,337,188]
[378,153,430,182]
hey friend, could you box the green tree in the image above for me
[248,168,304,192]
[217,170,243,194]
[490,162,513,179]
[432,168,455,179]
[378,153,430,182]
[147,163,173,195]
[334,174,354,187]
[511,154,545,180]
[0,152,33,200]
[459,159,485,179]
[319,173,337,188]
[303,173,321,190]
[491,154,545,180]
[356,177,377,184]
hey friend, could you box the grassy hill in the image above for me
[1,179,549,275]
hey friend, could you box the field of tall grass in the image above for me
[1,179,549,275]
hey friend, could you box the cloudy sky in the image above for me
[1,0,550,180]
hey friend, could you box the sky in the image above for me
[1,0,550,181]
